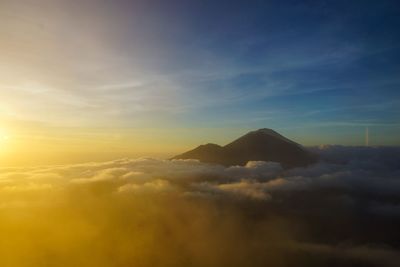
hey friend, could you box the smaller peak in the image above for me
[199,143,221,148]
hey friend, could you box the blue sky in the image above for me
[142,0,400,144]
[1,0,400,148]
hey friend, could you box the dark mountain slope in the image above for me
[172,143,224,165]
[172,128,317,168]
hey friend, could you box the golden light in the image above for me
[0,128,10,144]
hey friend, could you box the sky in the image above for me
[1,0,400,165]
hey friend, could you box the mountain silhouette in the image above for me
[172,128,317,168]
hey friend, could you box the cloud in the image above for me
[0,146,400,266]
[118,179,175,194]
[194,179,272,201]
[290,242,400,267]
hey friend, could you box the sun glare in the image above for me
[0,128,10,142]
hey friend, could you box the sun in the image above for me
[0,128,11,157]
[0,128,10,142]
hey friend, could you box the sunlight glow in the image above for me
[0,128,10,141]
[0,128,11,157]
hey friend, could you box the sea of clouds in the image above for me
[0,146,399,267]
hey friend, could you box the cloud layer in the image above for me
[0,146,399,266]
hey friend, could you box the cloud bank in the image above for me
[0,146,399,266]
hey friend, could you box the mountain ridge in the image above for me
[172,128,317,168]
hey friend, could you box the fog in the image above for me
[0,146,399,266]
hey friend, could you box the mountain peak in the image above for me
[172,128,317,168]
[255,128,278,133]
[249,128,282,137]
